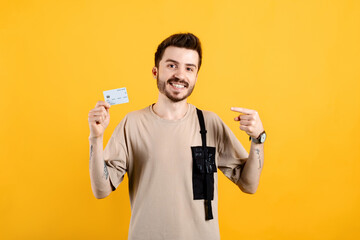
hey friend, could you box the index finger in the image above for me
[95,101,111,109]
[230,107,253,115]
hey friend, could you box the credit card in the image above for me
[103,87,129,105]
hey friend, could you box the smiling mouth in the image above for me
[170,82,186,89]
[168,79,188,90]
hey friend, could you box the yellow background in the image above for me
[1,0,359,239]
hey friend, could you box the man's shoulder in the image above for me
[202,109,219,119]
[192,105,221,122]
[113,105,151,130]
[124,105,151,119]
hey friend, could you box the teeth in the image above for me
[171,83,185,89]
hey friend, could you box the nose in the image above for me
[174,67,186,80]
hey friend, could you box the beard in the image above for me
[156,76,195,102]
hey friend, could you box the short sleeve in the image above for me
[103,116,129,191]
[215,115,249,187]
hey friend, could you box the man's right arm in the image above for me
[88,101,112,199]
[89,136,113,199]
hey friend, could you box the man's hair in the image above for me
[155,33,202,72]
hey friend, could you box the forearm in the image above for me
[89,136,112,199]
[238,141,264,193]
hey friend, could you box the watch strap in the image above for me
[249,130,266,144]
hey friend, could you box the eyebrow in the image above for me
[165,59,197,68]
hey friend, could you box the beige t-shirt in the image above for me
[104,103,248,240]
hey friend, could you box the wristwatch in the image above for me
[249,130,267,144]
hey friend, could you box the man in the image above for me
[88,33,266,240]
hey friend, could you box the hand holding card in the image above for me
[88,88,129,138]
[88,101,111,138]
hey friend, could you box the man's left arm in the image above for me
[231,107,266,194]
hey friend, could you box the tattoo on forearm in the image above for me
[103,161,109,180]
[255,149,261,169]
[89,145,93,170]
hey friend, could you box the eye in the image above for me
[168,64,176,69]
[187,67,194,72]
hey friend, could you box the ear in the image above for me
[152,67,158,79]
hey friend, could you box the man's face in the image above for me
[154,46,199,102]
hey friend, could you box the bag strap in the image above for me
[196,108,207,147]
[195,108,214,220]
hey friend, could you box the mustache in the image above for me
[167,77,189,88]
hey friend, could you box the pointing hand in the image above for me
[231,107,264,139]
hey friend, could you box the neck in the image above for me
[152,93,189,120]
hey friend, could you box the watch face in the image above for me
[260,133,266,143]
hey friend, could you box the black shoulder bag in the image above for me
[191,108,217,220]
